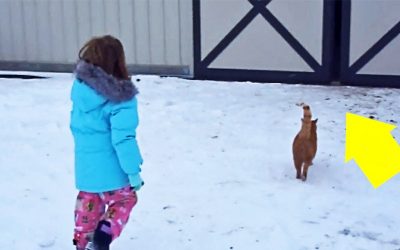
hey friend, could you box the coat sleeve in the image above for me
[110,97,143,182]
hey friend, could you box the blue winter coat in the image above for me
[70,60,143,192]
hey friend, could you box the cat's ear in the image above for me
[313,119,318,123]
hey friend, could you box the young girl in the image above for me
[70,35,144,250]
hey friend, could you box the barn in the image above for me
[0,0,399,87]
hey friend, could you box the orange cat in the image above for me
[292,105,318,181]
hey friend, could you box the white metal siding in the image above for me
[0,0,193,74]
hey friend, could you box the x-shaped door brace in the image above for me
[347,21,400,75]
[201,0,322,72]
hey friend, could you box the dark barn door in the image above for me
[193,0,336,84]
[340,0,400,87]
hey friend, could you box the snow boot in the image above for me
[93,220,113,250]
[73,232,93,250]
[84,242,96,250]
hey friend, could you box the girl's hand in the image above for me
[129,174,144,191]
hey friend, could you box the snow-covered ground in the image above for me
[0,72,400,250]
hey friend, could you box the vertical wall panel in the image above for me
[75,0,92,50]
[133,0,151,64]
[180,0,194,68]
[149,0,166,64]
[10,0,26,60]
[0,2,4,59]
[0,1,13,60]
[36,0,52,62]
[164,0,181,65]
[119,0,137,64]
[90,0,106,37]
[104,0,120,37]
[63,0,79,63]
[49,1,66,62]
[22,0,38,61]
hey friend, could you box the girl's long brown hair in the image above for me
[79,35,129,80]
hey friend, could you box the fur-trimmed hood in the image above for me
[74,60,138,103]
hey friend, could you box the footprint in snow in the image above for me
[38,239,55,248]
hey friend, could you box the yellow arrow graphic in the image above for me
[345,112,400,188]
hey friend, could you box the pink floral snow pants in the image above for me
[73,186,137,249]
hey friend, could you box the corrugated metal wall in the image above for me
[0,0,193,76]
